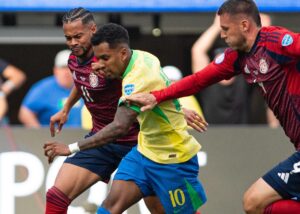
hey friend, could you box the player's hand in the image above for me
[43,141,71,164]
[182,108,208,132]
[124,93,157,112]
[49,110,69,137]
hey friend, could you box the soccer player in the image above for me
[45,8,207,214]
[124,0,300,213]
[45,8,164,214]
[44,23,207,214]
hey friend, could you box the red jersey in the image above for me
[154,26,300,149]
[68,54,138,145]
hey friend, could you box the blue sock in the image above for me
[97,207,110,214]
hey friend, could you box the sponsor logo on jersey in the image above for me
[259,59,269,74]
[281,34,293,46]
[89,73,99,88]
[277,172,290,184]
[124,84,135,95]
[214,53,225,64]
[244,64,251,74]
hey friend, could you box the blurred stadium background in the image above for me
[0,1,299,213]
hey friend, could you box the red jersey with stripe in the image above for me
[68,54,138,144]
[153,26,300,149]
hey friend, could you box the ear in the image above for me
[120,47,128,61]
[90,23,97,34]
[240,19,249,32]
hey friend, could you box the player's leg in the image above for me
[145,154,207,214]
[99,180,143,213]
[243,178,281,214]
[243,151,300,214]
[143,195,165,214]
[46,142,132,214]
[98,147,156,213]
[46,163,100,214]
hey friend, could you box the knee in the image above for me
[243,190,263,214]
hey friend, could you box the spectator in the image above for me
[19,49,85,128]
[0,58,26,124]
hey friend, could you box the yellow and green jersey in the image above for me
[119,50,201,164]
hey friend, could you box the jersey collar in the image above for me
[122,50,137,79]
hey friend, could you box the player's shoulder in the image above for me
[260,26,295,48]
[213,47,238,65]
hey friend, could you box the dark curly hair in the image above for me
[91,23,129,49]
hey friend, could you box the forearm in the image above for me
[63,86,81,113]
[153,65,225,103]
[77,121,127,151]
[70,106,137,152]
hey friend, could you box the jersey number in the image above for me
[80,86,94,102]
[169,189,186,207]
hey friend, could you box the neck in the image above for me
[244,27,261,52]
[77,48,94,64]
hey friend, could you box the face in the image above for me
[92,42,128,79]
[219,13,247,50]
[63,19,96,58]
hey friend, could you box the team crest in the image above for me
[124,84,135,95]
[214,53,225,64]
[89,73,99,88]
[281,34,293,47]
[259,59,268,74]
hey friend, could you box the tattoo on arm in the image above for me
[78,106,138,150]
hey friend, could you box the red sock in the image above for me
[264,199,300,214]
[195,211,201,214]
[45,186,71,214]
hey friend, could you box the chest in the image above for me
[240,47,283,85]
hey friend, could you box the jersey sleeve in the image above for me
[153,49,238,103]
[265,26,300,59]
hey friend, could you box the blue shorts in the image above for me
[114,147,207,213]
[64,132,134,182]
[263,151,300,200]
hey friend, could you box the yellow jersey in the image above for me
[119,50,201,164]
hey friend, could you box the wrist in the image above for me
[68,142,80,154]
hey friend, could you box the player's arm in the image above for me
[125,62,235,112]
[44,105,138,163]
[49,86,81,136]
[267,28,300,58]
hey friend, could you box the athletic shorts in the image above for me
[263,151,300,200]
[114,146,207,213]
[64,132,135,182]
